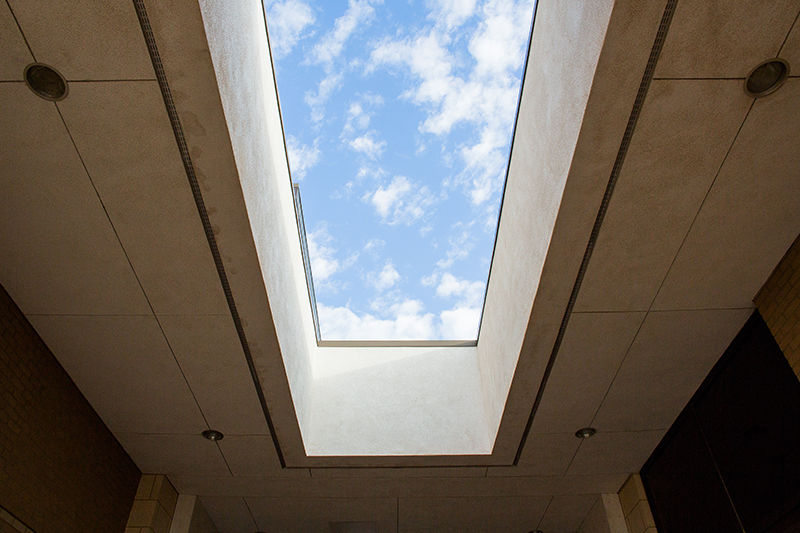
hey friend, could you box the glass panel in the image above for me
[266,0,535,340]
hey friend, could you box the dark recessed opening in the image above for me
[24,63,68,102]
[744,59,789,98]
[575,427,596,439]
[201,429,224,441]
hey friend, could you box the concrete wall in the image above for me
[0,284,140,533]
[756,233,800,379]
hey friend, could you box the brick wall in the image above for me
[755,233,800,379]
[0,284,140,533]
[619,475,656,533]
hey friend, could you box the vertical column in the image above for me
[126,475,178,533]
[755,233,800,380]
[618,475,657,533]
[577,494,627,533]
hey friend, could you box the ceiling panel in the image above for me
[654,80,800,310]
[499,433,581,477]
[567,431,666,476]
[169,474,628,501]
[58,81,230,316]
[575,80,751,312]
[217,436,297,478]
[399,496,549,533]
[6,0,153,80]
[531,312,646,433]
[538,494,599,533]
[0,1,32,80]
[0,84,150,315]
[248,497,396,533]
[116,433,231,477]
[158,315,268,436]
[654,0,799,78]
[592,309,752,431]
[200,497,257,533]
[27,315,207,434]
[781,16,800,67]
[310,468,486,479]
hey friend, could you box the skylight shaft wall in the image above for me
[266,0,536,341]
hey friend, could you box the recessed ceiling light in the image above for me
[23,63,68,102]
[575,427,596,439]
[744,58,789,98]
[201,429,224,441]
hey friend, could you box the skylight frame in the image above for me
[266,0,540,347]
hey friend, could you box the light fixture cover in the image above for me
[575,427,597,438]
[24,63,68,101]
[202,429,224,441]
[744,58,789,98]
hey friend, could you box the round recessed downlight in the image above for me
[744,58,789,98]
[202,429,224,441]
[575,427,596,439]
[24,63,68,101]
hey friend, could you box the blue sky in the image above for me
[265,0,534,340]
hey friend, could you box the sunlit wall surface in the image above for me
[266,0,534,340]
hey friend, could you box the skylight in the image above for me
[265,0,534,341]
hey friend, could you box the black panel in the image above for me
[643,312,800,533]
[695,314,800,533]
[645,411,742,533]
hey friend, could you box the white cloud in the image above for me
[318,299,436,340]
[317,298,481,340]
[304,72,344,123]
[439,306,481,339]
[265,0,316,59]
[310,0,381,69]
[368,261,400,291]
[306,225,340,282]
[364,238,385,251]
[435,272,484,307]
[348,132,386,159]
[425,0,477,29]
[366,0,533,205]
[306,225,357,293]
[285,135,320,180]
[342,93,384,135]
[365,176,436,225]
[436,230,475,268]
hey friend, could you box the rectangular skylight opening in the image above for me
[266,0,536,342]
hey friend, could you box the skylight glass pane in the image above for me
[266,0,534,341]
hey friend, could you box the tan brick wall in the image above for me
[0,284,141,533]
[619,475,657,533]
[126,475,178,533]
[755,233,800,380]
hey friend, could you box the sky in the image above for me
[265,0,535,340]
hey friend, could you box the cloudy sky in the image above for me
[265,0,534,340]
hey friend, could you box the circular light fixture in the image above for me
[202,429,224,441]
[24,63,68,101]
[744,58,789,98]
[575,427,596,439]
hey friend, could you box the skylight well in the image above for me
[266,0,535,341]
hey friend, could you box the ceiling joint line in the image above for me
[51,101,214,429]
[587,312,648,428]
[5,0,36,62]
[646,98,755,311]
[131,0,286,468]
[777,7,800,55]
[513,0,679,466]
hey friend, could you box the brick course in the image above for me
[0,284,140,533]
[755,233,800,380]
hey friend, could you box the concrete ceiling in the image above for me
[1,0,799,531]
